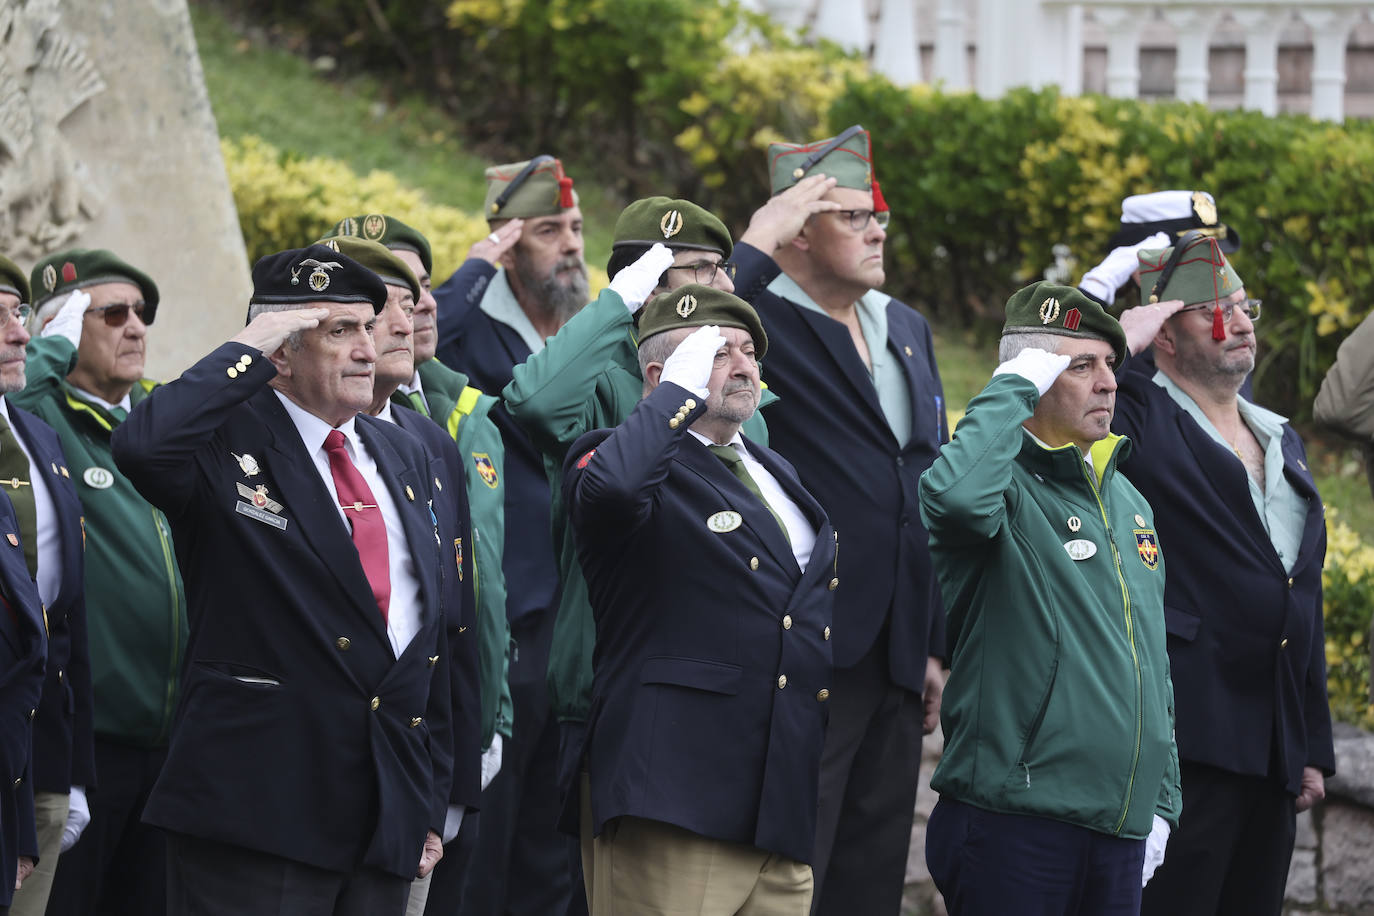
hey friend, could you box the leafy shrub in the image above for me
[1323,514,1374,729]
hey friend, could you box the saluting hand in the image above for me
[1119,299,1188,357]
[231,308,331,355]
[739,174,841,253]
[1079,231,1169,306]
[41,289,90,348]
[661,325,725,399]
[609,243,674,313]
[469,219,524,266]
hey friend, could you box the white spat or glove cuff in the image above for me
[480,733,503,792]
[993,348,1071,397]
[1079,232,1170,305]
[1141,814,1170,886]
[609,243,675,314]
[442,804,466,845]
[42,289,90,349]
[660,325,723,400]
[60,785,90,852]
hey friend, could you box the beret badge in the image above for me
[675,294,698,318]
[660,210,683,239]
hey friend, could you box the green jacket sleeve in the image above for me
[503,288,636,460]
[8,336,78,412]
[1155,660,1183,828]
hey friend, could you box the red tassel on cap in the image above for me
[558,176,574,209]
[871,178,889,213]
[1211,305,1226,341]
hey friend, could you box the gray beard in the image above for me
[515,253,589,325]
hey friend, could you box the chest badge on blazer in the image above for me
[233,452,261,477]
[1134,529,1160,570]
[235,482,287,531]
[707,510,742,533]
[472,452,499,489]
[1063,539,1096,561]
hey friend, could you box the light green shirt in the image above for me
[1153,371,1307,574]
[767,272,912,447]
[480,268,547,356]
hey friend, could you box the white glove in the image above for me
[480,733,503,791]
[660,325,724,400]
[1078,232,1170,305]
[1141,814,1170,887]
[993,348,1071,397]
[441,803,466,845]
[609,243,675,314]
[60,785,90,852]
[41,289,90,349]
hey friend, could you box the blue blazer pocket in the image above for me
[1163,605,1201,642]
[640,656,742,696]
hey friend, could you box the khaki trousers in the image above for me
[9,791,70,916]
[587,814,811,916]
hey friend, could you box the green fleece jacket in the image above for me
[504,288,774,724]
[10,336,186,747]
[918,373,1181,838]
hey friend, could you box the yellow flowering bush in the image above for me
[1323,512,1374,728]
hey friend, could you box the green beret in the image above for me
[613,197,732,257]
[0,255,29,304]
[322,213,433,275]
[769,124,881,200]
[483,156,578,222]
[315,237,421,305]
[1002,281,1127,366]
[638,284,768,359]
[1138,235,1244,306]
[31,249,161,324]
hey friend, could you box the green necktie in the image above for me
[0,416,37,578]
[108,405,128,423]
[407,390,430,417]
[707,444,790,544]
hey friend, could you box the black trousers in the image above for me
[165,832,409,916]
[810,634,925,916]
[1141,762,1297,916]
[927,798,1145,916]
[46,740,168,916]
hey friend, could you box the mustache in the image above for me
[721,380,755,396]
[550,257,587,279]
[0,349,24,362]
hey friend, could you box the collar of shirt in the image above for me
[480,267,547,356]
[0,396,62,604]
[1151,370,1289,444]
[766,271,890,371]
[274,390,362,461]
[398,371,423,398]
[68,386,132,414]
[373,401,396,425]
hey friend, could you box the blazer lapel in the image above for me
[792,306,892,438]
[746,439,837,582]
[1174,411,1282,564]
[886,306,943,445]
[677,438,798,574]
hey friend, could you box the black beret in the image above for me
[250,244,387,314]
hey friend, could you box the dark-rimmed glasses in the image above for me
[666,259,738,285]
[1177,298,1261,323]
[86,302,149,327]
[831,209,891,232]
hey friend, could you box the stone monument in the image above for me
[0,0,251,378]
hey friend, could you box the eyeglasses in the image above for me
[666,259,738,285]
[85,302,149,327]
[0,303,32,328]
[831,209,891,232]
[1177,298,1262,323]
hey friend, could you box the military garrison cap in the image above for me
[31,249,161,323]
[322,213,433,275]
[250,244,387,314]
[0,255,29,305]
[613,198,732,256]
[1137,235,1243,307]
[1107,190,1241,254]
[638,284,768,359]
[1003,281,1127,367]
[483,156,577,222]
[314,236,421,304]
[767,124,888,211]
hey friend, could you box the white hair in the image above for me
[998,332,1069,363]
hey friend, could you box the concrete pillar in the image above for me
[933,0,968,90]
[976,0,1014,98]
[1301,7,1361,122]
[1163,7,1220,104]
[1093,6,1142,99]
[813,0,868,52]
[761,0,810,33]
[873,0,920,85]
[1231,7,1288,117]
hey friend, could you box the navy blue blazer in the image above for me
[393,403,483,812]
[111,343,453,879]
[565,382,836,864]
[7,402,94,797]
[0,490,47,905]
[731,242,947,692]
[1113,361,1335,794]
[434,260,559,630]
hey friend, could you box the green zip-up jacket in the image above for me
[918,373,1181,838]
[504,288,775,724]
[10,336,186,747]
[409,359,514,747]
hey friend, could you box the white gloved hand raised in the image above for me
[60,785,90,852]
[41,289,90,349]
[480,733,503,792]
[993,348,1072,397]
[1141,814,1171,887]
[660,325,724,400]
[608,243,675,314]
[1078,232,1170,305]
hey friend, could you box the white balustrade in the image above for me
[873,0,921,85]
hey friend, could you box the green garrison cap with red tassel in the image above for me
[1138,233,1244,342]
[483,156,578,222]
[766,124,888,213]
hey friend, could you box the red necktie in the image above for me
[324,430,390,622]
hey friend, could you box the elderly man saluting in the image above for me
[918,283,1181,915]
[564,285,836,914]
[110,245,451,916]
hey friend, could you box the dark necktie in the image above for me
[324,430,391,622]
[0,416,37,579]
[707,443,790,544]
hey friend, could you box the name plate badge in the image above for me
[236,500,287,531]
[1063,539,1097,561]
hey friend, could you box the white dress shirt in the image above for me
[275,392,422,657]
[0,397,62,605]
